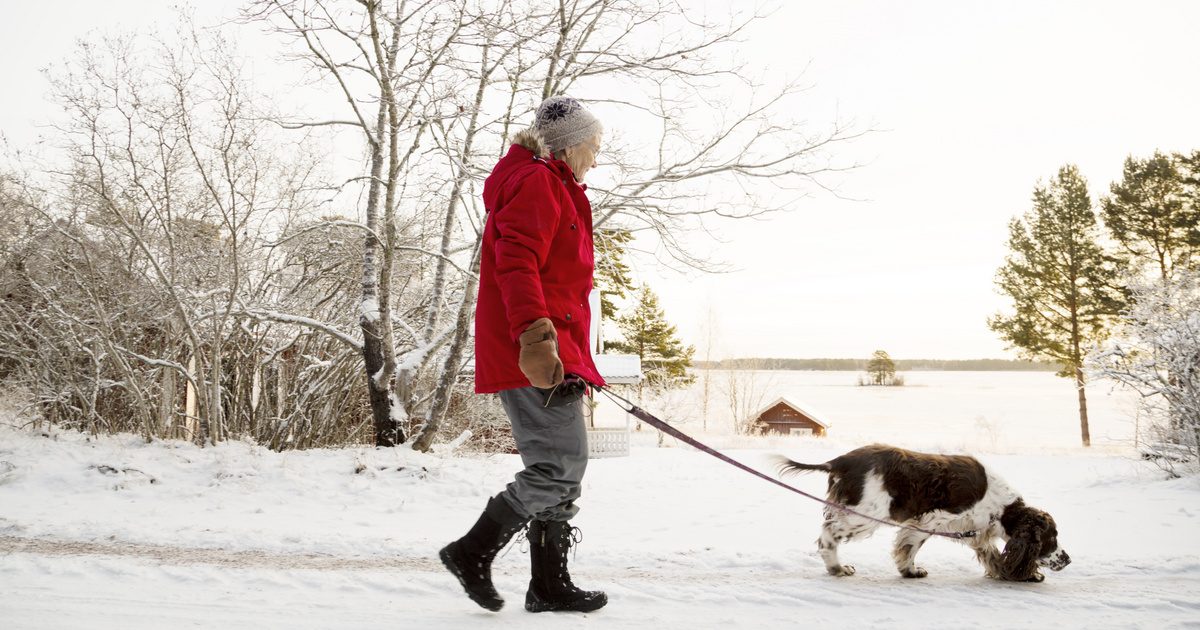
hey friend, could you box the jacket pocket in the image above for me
[546,300,586,331]
[543,288,587,328]
[543,289,588,364]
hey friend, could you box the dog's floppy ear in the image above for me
[999,529,1041,581]
[998,502,1043,581]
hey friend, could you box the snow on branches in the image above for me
[1089,269,1200,473]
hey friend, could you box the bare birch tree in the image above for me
[250,0,862,451]
[3,1,860,452]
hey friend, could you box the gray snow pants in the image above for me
[496,386,589,522]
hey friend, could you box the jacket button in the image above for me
[565,313,572,321]
[570,224,577,230]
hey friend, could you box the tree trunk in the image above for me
[160,365,175,438]
[208,340,224,445]
[185,352,199,441]
[1075,366,1091,447]
[364,0,403,447]
[411,243,482,452]
[195,350,212,445]
[1068,258,1090,447]
[363,321,402,446]
[360,90,400,446]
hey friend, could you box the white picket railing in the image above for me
[587,427,630,458]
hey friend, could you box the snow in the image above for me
[359,298,381,323]
[593,353,643,384]
[243,308,363,351]
[2,405,1199,628]
[388,391,409,425]
[395,326,455,374]
[595,370,1144,452]
[750,396,832,429]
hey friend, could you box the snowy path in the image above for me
[3,533,1197,629]
[2,425,1199,628]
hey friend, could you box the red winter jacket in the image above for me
[474,128,606,393]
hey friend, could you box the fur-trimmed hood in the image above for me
[510,127,550,159]
[482,127,562,214]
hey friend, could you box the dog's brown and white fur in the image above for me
[776,444,1070,582]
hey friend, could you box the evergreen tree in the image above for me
[607,283,696,391]
[865,350,896,385]
[1101,151,1200,281]
[594,228,635,320]
[989,165,1124,447]
[1176,150,1200,259]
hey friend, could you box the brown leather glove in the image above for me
[518,317,564,389]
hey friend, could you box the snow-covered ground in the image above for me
[598,370,1143,452]
[1,411,1198,629]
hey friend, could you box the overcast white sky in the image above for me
[648,0,1200,361]
[3,1,1198,361]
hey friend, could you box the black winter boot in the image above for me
[440,495,529,611]
[525,520,608,613]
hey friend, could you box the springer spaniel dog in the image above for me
[775,444,1071,582]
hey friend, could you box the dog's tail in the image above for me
[769,454,832,477]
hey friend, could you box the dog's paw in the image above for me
[1024,571,1045,583]
[827,564,856,577]
[901,567,928,579]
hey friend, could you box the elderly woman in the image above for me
[439,96,608,614]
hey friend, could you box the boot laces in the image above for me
[514,522,533,555]
[495,522,528,560]
[556,526,587,591]
[564,525,583,561]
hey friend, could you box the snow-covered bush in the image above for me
[1089,270,1200,474]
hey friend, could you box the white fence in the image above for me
[587,427,630,458]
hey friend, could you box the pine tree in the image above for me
[607,283,696,392]
[594,228,635,320]
[1175,150,1200,259]
[865,350,896,386]
[989,165,1124,446]
[1101,152,1199,281]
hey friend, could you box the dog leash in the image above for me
[594,385,976,541]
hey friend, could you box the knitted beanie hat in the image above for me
[533,96,603,155]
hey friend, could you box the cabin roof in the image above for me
[593,353,642,385]
[752,397,831,428]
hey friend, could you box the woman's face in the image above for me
[562,133,602,182]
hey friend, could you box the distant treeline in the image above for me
[694,358,1061,372]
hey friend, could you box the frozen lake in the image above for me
[599,370,1142,454]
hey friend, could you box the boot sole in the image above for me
[525,591,608,613]
[439,545,504,612]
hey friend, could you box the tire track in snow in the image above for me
[0,535,820,584]
[0,535,439,572]
[0,535,765,582]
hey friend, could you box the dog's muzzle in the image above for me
[1039,548,1071,571]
